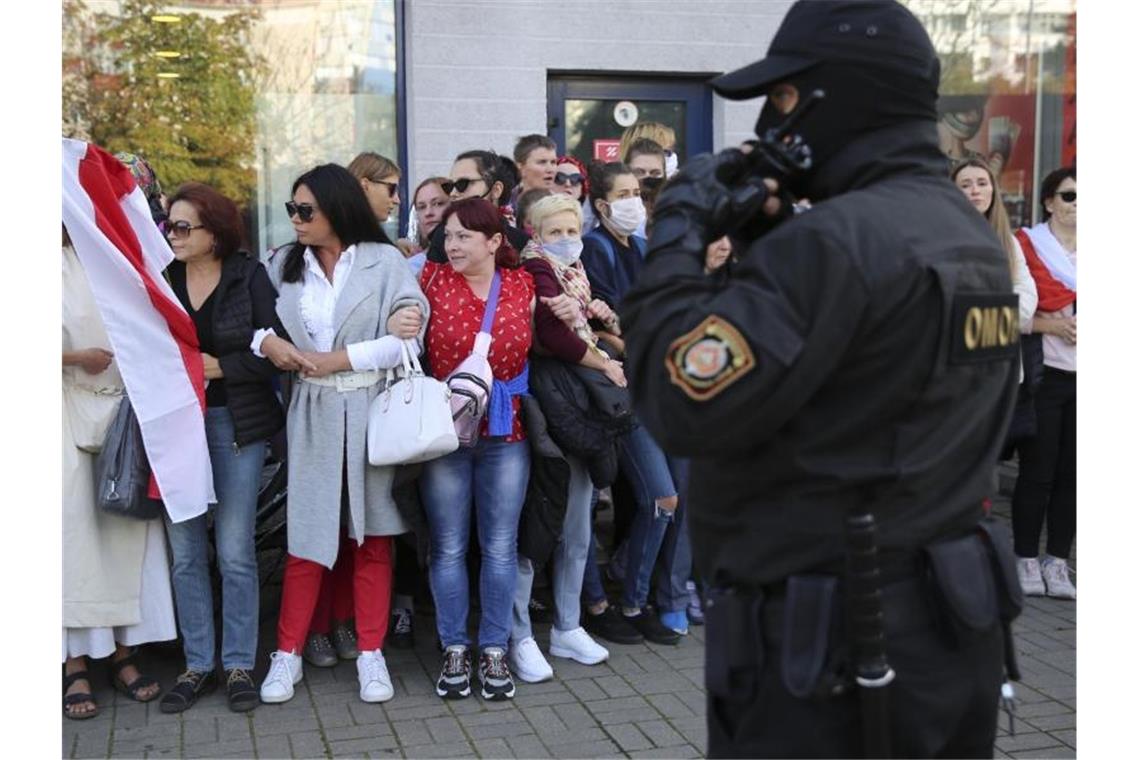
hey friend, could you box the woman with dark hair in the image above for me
[419,197,535,702]
[576,162,687,646]
[156,182,286,714]
[1010,166,1077,600]
[426,151,531,264]
[254,164,430,705]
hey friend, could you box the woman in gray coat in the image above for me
[253,164,428,706]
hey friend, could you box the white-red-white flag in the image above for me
[62,138,214,523]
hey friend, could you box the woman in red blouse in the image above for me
[419,198,535,702]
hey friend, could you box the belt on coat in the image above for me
[299,370,384,392]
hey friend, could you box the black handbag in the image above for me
[93,397,164,520]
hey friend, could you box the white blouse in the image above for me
[252,245,404,371]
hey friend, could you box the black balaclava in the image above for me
[753,57,940,199]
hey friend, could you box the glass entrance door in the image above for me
[547,75,713,165]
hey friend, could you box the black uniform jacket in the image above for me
[620,121,1020,588]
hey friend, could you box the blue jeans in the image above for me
[579,489,606,610]
[617,423,678,610]
[653,458,692,613]
[421,438,530,650]
[512,455,593,641]
[166,407,263,671]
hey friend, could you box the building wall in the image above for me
[404,0,793,182]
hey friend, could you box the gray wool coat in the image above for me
[267,242,430,568]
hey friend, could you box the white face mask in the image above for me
[541,237,583,267]
[604,197,646,236]
[665,151,679,178]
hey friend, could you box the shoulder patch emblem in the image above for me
[665,315,756,401]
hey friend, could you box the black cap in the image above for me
[711,0,938,100]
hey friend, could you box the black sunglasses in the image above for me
[554,172,583,186]
[166,221,205,239]
[1057,190,1076,202]
[285,201,316,222]
[441,177,484,195]
[369,178,399,196]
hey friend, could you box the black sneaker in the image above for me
[624,607,681,645]
[302,633,337,668]
[478,647,515,701]
[331,622,359,660]
[224,668,258,713]
[159,669,217,714]
[583,605,644,645]
[435,645,471,700]
[389,607,415,649]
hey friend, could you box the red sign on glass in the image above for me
[593,139,621,162]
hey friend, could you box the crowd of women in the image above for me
[63,123,723,719]
[63,122,1076,721]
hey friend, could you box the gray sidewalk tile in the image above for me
[285,728,329,758]
[626,744,702,758]
[251,734,292,759]
[504,733,552,758]
[398,740,475,758]
[1009,747,1075,759]
[392,719,433,747]
[541,738,621,758]
[181,738,255,758]
[424,716,466,744]
[464,721,537,741]
[593,674,638,698]
[517,705,566,733]
[645,692,697,719]
[470,738,513,758]
[327,734,402,756]
[635,719,686,748]
[996,731,1070,754]
[605,722,654,752]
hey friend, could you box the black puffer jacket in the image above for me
[175,251,285,447]
[527,356,634,488]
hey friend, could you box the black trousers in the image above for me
[706,601,1004,758]
[1011,368,1076,559]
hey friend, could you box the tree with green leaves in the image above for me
[63,0,264,204]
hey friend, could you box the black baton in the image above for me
[846,512,895,759]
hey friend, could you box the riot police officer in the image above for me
[621,1,1023,757]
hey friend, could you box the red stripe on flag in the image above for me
[76,145,206,411]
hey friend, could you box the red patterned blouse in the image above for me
[420,261,535,442]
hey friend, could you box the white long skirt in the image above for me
[62,519,177,661]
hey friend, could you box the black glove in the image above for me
[648,149,784,262]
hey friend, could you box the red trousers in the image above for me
[277,533,393,653]
[309,533,355,635]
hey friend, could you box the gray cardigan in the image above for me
[267,242,430,568]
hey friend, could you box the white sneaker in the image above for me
[356,649,394,703]
[1017,557,1046,597]
[550,626,609,665]
[509,636,553,683]
[1041,557,1076,600]
[259,650,303,703]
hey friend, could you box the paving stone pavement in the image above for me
[63,464,1074,758]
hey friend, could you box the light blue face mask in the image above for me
[542,237,584,266]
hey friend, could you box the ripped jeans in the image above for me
[616,422,681,610]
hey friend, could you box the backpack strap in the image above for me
[585,229,617,273]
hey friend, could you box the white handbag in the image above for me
[367,340,459,466]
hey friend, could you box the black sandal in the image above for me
[63,670,100,720]
[110,649,160,703]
